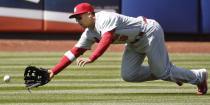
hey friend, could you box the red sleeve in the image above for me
[88,29,115,62]
[51,47,87,75]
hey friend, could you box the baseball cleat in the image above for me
[176,81,183,86]
[197,69,208,95]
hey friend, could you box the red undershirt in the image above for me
[51,29,115,75]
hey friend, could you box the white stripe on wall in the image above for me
[0,7,42,19]
[24,0,40,4]
[44,10,76,23]
[0,7,76,23]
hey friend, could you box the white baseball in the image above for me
[3,75,11,82]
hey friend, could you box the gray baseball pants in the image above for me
[121,20,201,85]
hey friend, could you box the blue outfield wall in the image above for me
[44,0,121,13]
[122,0,199,33]
[0,0,209,34]
[0,0,43,10]
[201,0,210,34]
[0,0,120,32]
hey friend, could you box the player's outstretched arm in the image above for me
[89,29,115,61]
[50,47,87,78]
[76,29,115,67]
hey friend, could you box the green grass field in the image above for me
[0,52,209,105]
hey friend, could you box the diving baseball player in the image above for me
[48,3,208,94]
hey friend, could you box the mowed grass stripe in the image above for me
[0,85,194,91]
[0,52,209,105]
[1,103,209,105]
[0,89,208,104]
[0,79,197,89]
[0,88,198,95]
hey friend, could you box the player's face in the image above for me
[75,12,95,29]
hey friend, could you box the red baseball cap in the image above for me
[69,3,94,18]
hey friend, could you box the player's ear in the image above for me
[88,12,94,18]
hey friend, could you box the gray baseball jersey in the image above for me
[75,11,154,49]
[74,11,203,86]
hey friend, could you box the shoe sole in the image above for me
[197,69,208,95]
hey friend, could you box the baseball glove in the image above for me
[24,66,50,89]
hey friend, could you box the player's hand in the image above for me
[77,58,92,67]
[48,70,54,80]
